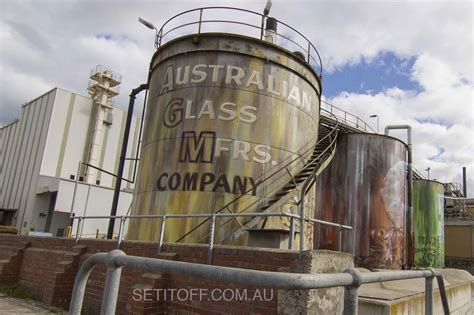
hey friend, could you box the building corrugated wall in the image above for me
[0,87,140,235]
[0,89,56,231]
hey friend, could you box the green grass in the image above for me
[0,284,66,313]
[0,284,39,301]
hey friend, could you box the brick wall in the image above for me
[0,235,298,314]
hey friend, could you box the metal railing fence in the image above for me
[69,249,450,315]
[321,100,376,133]
[71,212,352,265]
[154,7,323,76]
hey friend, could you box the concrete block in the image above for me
[278,250,354,314]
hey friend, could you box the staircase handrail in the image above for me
[176,108,340,243]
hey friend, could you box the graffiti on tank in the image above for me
[415,236,441,266]
[363,226,404,268]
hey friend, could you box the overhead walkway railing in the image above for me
[321,101,376,133]
[154,6,323,77]
[70,212,352,265]
[69,249,450,315]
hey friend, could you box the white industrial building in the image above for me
[0,66,140,237]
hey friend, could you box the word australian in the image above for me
[160,64,314,113]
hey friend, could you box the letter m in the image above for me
[179,131,216,163]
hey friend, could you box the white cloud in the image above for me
[326,52,474,195]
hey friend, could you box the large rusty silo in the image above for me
[413,179,445,268]
[127,29,322,243]
[315,133,407,269]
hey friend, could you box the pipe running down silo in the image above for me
[385,125,413,268]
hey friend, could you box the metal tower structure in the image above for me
[85,65,121,184]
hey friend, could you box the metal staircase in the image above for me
[259,124,335,212]
[175,110,340,245]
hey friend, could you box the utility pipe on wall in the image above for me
[384,125,413,269]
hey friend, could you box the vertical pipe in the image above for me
[463,167,467,197]
[288,217,295,249]
[208,214,216,264]
[157,216,166,254]
[130,88,148,183]
[108,84,148,239]
[424,276,433,315]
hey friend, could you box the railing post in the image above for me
[343,268,361,315]
[208,214,216,264]
[75,217,82,245]
[117,217,125,248]
[100,250,125,315]
[158,29,163,47]
[338,228,343,252]
[288,217,295,249]
[198,8,203,34]
[424,270,434,315]
[307,42,311,63]
[157,216,166,254]
[436,275,450,314]
[299,209,305,253]
[70,161,82,218]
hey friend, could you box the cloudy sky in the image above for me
[1,0,473,194]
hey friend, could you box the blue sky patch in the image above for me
[428,146,446,162]
[416,118,454,128]
[322,52,422,97]
[95,33,137,44]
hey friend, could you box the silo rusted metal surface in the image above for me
[127,33,321,243]
[413,179,445,268]
[315,133,407,269]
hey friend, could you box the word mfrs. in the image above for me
[157,172,259,196]
[179,131,272,165]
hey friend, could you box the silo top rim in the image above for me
[344,132,409,146]
[153,6,323,77]
[414,179,446,186]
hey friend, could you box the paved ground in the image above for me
[0,293,64,314]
